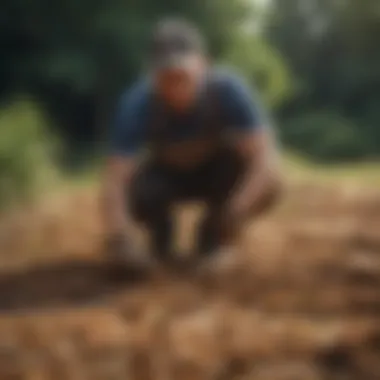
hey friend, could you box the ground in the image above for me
[0,166,379,379]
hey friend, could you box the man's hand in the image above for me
[101,155,136,238]
[101,155,146,272]
[104,231,151,274]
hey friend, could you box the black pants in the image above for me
[127,147,246,258]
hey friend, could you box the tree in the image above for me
[1,0,251,165]
[264,0,380,160]
[224,34,293,110]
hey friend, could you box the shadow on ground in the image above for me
[0,258,145,312]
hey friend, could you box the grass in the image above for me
[284,152,380,186]
[22,151,380,205]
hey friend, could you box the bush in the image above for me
[223,34,293,109]
[0,99,59,210]
[280,111,368,163]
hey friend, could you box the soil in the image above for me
[0,182,379,380]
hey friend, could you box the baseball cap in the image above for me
[150,18,206,70]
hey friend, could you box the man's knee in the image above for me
[127,171,172,223]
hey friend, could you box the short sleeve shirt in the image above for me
[108,67,269,157]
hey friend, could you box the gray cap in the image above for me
[150,18,205,70]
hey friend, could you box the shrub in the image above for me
[0,99,59,210]
[280,111,368,163]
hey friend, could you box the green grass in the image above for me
[63,151,380,190]
[285,152,380,186]
[38,151,380,200]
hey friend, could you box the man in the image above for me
[101,18,282,270]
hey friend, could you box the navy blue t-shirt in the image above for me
[109,68,268,157]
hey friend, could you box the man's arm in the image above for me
[100,156,136,237]
[101,82,147,239]
[229,127,282,219]
[221,71,282,220]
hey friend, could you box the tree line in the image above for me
[0,0,379,171]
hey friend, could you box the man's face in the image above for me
[154,56,206,112]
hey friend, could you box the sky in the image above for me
[250,0,271,7]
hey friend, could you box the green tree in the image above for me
[224,34,293,110]
[0,99,58,209]
[265,0,380,161]
[1,0,251,164]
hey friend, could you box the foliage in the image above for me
[0,0,379,165]
[1,0,250,161]
[224,34,293,109]
[265,0,380,161]
[281,111,368,163]
[0,100,58,209]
